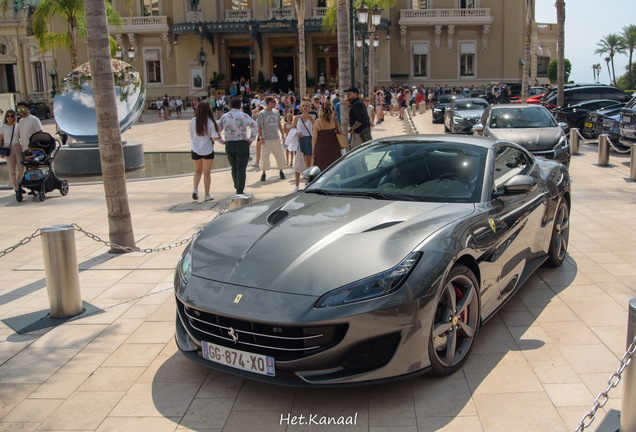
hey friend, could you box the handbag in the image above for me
[298,118,313,154]
[336,132,349,150]
[0,125,16,157]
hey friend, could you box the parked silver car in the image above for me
[444,98,490,134]
[175,136,571,386]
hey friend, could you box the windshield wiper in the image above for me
[303,189,339,196]
[335,191,418,201]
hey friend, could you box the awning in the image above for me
[144,49,160,61]
[413,43,428,55]
[460,42,476,54]
[540,45,551,57]
[536,45,544,56]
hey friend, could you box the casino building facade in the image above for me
[0,0,556,105]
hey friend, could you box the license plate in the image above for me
[201,341,275,376]
[585,122,593,128]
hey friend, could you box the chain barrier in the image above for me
[574,128,589,142]
[606,136,632,154]
[0,228,42,258]
[574,333,636,432]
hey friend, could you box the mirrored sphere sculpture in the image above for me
[53,60,146,143]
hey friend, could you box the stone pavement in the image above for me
[0,109,635,432]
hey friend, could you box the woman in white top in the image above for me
[189,102,220,201]
[291,100,315,191]
[0,110,24,194]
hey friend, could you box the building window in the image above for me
[537,56,550,77]
[142,0,159,16]
[413,43,428,77]
[147,60,161,83]
[272,0,291,7]
[229,0,249,9]
[460,42,475,77]
[317,0,334,7]
[34,61,44,92]
[412,0,427,8]
[460,0,475,8]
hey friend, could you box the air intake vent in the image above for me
[267,210,289,226]
[362,221,403,233]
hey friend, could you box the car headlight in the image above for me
[434,108,441,112]
[315,253,421,308]
[176,241,194,286]
[554,135,568,151]
[453,116,463,124]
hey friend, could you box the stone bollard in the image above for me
[621,298,636,432]
[570,128,579,155]
[598,134,610,166]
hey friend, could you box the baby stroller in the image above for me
[17,131,69,202]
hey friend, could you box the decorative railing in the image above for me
[269,8,296,20]
[312,7,327,18]
[121,16,168,26]
[225,10,252,21]
[536,23,557,30]
[400,8,491,21]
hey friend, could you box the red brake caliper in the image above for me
[453,285,468,332]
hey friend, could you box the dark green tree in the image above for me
[548,58,571,84]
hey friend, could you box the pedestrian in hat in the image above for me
[344,86,371,149]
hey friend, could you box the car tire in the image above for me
[428,264,481,376]
[45,111,50,119]
[544,199,570,267]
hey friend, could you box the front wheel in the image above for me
[59,180,69,196]
[545,199,570,267]
[428,264,481,376]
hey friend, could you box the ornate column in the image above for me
[482,24,490,52]
[447,25,455,53]
[160,32,173,60]
[434,25,442,53]
[400,26,407,55]
[127,34,139,61]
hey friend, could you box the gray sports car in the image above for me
[175,136,571,386]
[444,98,490,134]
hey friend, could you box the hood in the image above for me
[191,194,474,296]
[489,127,563,151]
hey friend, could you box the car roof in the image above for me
[455,98,489,103]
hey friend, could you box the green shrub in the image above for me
[547,59,571,84]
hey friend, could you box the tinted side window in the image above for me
[493,146,530,190]
[602,88,628,102]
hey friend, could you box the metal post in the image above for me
[621,298,636,432]
[411,102,416,116]
[41,225,82,319]
[630,145,636,182]
[598,134,610,166]
[228,194,257,210]
[570,128,579,155]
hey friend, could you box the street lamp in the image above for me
[47,69,57,98]
[370,5,382,26]
[127,45,134,59]
[355,1,382,97]
[357,3,368,24]
[249,47,256,88]
[115,45,122,59]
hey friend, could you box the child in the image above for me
[24,143,45,162]
[283,112,294,166]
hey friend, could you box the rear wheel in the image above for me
[59,180,69,196]
[545,199,569,267]
[428,264,480,376]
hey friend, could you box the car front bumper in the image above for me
[174,274,437,386]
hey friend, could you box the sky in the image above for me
[534,0,636,86]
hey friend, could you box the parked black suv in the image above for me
[619,95,636,147]
[553,99,624,131]
[542,85,631,109]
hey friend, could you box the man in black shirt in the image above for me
[344,86,371,149]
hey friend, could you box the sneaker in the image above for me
[192,189,198,200]
[251,162,260,167]
[279,170,286,180]
[204,195,214,201]
[293,186,299,193]
[260,173,266,181]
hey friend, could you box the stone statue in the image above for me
[190,0,199,12]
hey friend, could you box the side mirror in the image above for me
[558,122,568,130]
[301,166,321,183]
[493,174,537,197]
[472,124,484,135]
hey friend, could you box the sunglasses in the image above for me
[6,115,15,118]
[16,108,27,111]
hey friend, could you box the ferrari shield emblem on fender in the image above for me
[233,294,243,304]
[488,219,496,233]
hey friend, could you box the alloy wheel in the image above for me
[554,202,569,261]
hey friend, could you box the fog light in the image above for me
[342,334,400,371]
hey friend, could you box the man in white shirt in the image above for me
[257,96,286,182]
[16,101,42,150]
[286,73,293,92]
[271,74,279,93]
[175,97,183,118]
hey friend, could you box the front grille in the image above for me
[177,299,348,361]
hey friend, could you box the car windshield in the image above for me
[454,100,489,111]
[438,95,462,104]
[489,107,557,129]
[27,103,36,109]
[305,141,487,203]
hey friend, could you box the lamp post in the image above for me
[47,69,57,99]
[593,64,602,83]
[198,26,206,67]
[115,45,122,60]
[127,45,134,60]
[355,2,382,97]
[249,47,256,91]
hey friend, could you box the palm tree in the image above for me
[14,0,130,70]
[555,0,565,107]
[521,0,534,103]
[619,24,636,89]
[605,57,612,83]
[595,34,626,87]
[336,0,350,131]
[84,0,135,252]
